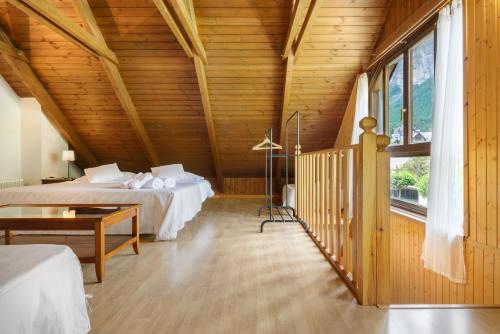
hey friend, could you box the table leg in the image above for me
[132,210,140,255]
[95,221,105,283]
[5,230,12,245]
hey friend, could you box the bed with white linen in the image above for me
[0,244,90,334]
[0,178,214,241]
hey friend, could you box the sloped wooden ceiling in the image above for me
[0,57,29,95]
[292,0,387,151]
[0,0,389,179]
[196,0,288,177]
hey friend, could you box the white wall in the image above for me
[0,76,21,182]
[20,98,42,185]
[0,76,82,185]
[41,112,69,178]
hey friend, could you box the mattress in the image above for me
[0,179,214,241]
[0,244,90,334]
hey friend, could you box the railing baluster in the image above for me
[305,156,309,230]
[336,151,342,263]
[325,153,331,253]
[329,152,336,257]
[312,154,318,237]
[309,155,313,232]
[295,145,300,214]
[343,149,351,275]
[295,156,304,220]
[322,153,328,248]
[315,154,320,239]
[319,153,325,244]
[352,148,360,287]
[300,155,304,220]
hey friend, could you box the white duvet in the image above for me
[0,244,90,334]
[0,179,214,241]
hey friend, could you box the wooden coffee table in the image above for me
[0,204,141,282]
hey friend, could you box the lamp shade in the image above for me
[62,150,75,162]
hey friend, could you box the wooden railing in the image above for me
[295,117,391,305]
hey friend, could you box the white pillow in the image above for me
[151,164,185,180]
[72,175,88,183]
[181,172,204,181]
[73,171,135,183]
[84,163,124,183]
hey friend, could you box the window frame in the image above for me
[370,18,438,216]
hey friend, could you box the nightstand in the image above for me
[41,177,74,184]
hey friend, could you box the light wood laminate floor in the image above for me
[82,199,500,334]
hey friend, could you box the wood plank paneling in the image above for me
[195,0,288,177]
[0,56,29,96]
[0,0,150,171]
[334,77,358,147]
[0,0,216,175]
[371,0,500,305]
[0,0,391,176]
[377,0,431,43]
[223,177,266,195]
[390,212,500,305]
[291,0,389,154]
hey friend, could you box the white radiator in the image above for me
[0,179,24,189]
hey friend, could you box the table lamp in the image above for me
[62,150,75,179]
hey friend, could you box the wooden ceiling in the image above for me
[0,0,389,186]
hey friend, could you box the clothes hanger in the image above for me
[252,136,282,151]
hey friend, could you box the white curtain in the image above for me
[348,73,369,219]
[422,0,465,284]
[351,73,369,145]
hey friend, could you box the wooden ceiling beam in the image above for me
[0,28,98,167]
[6,0,118,65]
[294,0,324,61]
[282,0,304,60]
[186,0,224,192]
[167,0,208,64]
[274,52,295,180]
[72,0,159,167]
[153,0,193,59]
[276,1,298,180]
[193,55,224,192]
[0,39,28,62]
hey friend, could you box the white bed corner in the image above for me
[0,178,214,241]
[0,244,90,334]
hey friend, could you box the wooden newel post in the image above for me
[376,134,391,306]
[357,116,377,305]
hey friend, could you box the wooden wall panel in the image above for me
[390,213,500,305]
[223,177,266,195]
[372,0,500,305]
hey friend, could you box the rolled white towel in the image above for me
[131,172,153,190]
[143,177,164,189]
[120,172,142,189]
[163,178,176,188]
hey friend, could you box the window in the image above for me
[370,23,436,216]
[370,69,384,135]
